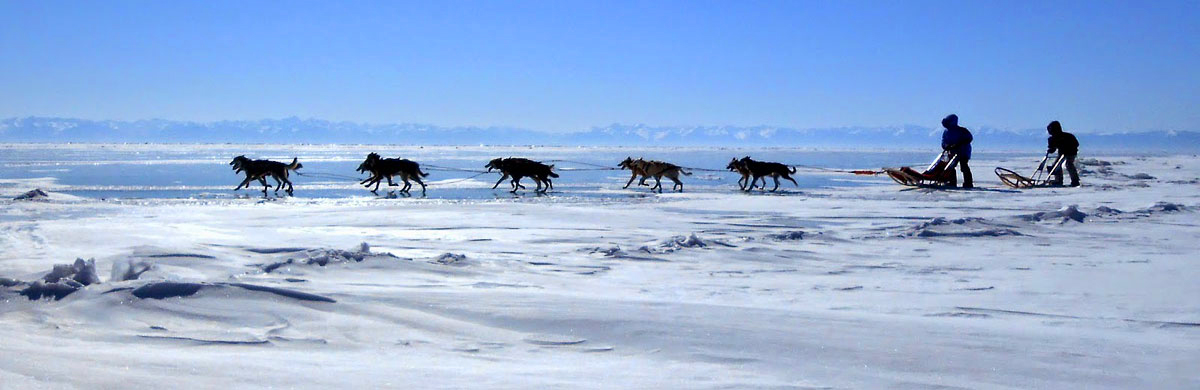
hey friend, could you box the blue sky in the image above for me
[1,0,1196,133]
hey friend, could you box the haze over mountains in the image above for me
[2,117,1197,152]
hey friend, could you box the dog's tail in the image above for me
[287,157,302,171]
[681,169,692,176]
[788,166,796,174]
[548,164,560,178]
[419,168,429,177]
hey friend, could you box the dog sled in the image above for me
[994,153,1067,189]
[882,151,959,187]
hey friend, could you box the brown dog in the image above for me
[620,157,691,192]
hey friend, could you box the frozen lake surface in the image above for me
[1,144,1028,200]
[0,144,1196,389]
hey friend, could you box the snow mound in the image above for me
[1126,173,1156,180]
[637,233,736,254]
[911,217,987,228]
[19,280,83,300]
[11,258,102,301]
[263,242,395,272]
[304,243,372,266]
[585,246,625,257]
[580,245,665,262]
[432,253,469,265]
[904,217,1024,238]
[1143,202,1188,213]
[1018,205,1087,223]
[664,233,708,249]
[43,258,101,286]
[767,231,805,241]
[13,188,49,200]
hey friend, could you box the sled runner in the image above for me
[994,153,1066,189]
[883,151,959,187]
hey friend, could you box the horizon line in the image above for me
[1,115,1190,136]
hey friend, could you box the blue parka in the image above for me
[940,114,973,159]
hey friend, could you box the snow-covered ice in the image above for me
[1,147,1197,389]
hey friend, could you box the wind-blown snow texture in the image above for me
[0,148,1197,389]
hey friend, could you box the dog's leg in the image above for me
[772,176,781,192]
[414,176,426,196]
[623,173,637,189]
[255,175,271,196]
[492,174,509,189]
[368,176,381,194]
[785,175,798,187]
[235,176,253,191]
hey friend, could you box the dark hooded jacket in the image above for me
[940,114,973,159]
[1046,121,1079,155]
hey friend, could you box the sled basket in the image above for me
[995,154,1067,189]
[883,151,958,187]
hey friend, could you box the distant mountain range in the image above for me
[2,117,1197,152]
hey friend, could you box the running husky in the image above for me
[618,157,653,189]
[229,155,303,196]
[727,158,754,190]
[356,152,429,195]
[485,157,558,193]
[738,156,797,192]
[619,157,691,192]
